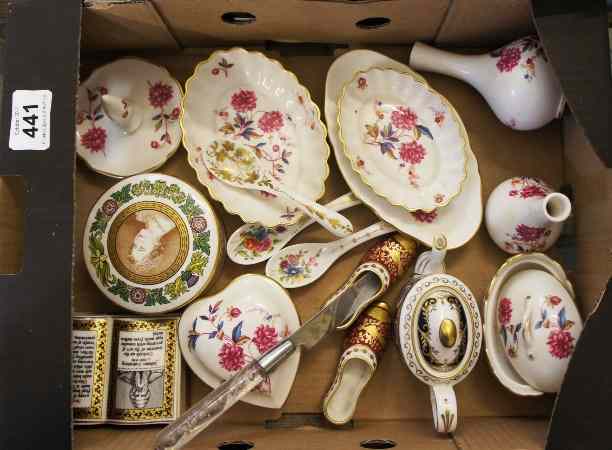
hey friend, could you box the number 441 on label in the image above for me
[9,90,52,151]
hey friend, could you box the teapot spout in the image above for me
[101,94,143,134]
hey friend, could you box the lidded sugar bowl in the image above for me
[396,236,482,433]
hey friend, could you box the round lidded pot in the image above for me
[396,273,482,433]
[485,176,571,254]
[496,269,583,393]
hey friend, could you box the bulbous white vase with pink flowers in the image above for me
[409,36,565,130]
[485,177,571,254]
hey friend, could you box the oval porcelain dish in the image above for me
[325,49,482,249]
[179,274,301,409]
[337,68,467,212]
[83,174,224,314]
[182,48,330,227]
[484,253,583,395]
[76,58,183,178]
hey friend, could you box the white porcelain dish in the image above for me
[179,274,301,409]
[325,49,482,249]
[182,48,330,227]
[484,253,582,396]
[83,174,223,314]
[337,68,467,212]
[76,58,183,178]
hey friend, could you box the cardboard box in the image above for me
[0,1,610,449]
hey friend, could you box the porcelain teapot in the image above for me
[409,36,564,130]
[396,236,482,433]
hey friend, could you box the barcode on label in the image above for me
[9,90,52,151]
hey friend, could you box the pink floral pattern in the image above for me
[188,299,291,390]
[215,89,294,182]
[252,325,279,353]
[490,36,548,81]
[81,126,107,153]
[508,176,551,199]
[79,87,107,153]
[362,98,434,189]
[235,225,287,261]
[498,297,513,325]
[211,57,234,77]
[504,223,552,253]
[276,249,320,284]
[357,77,368,90]
[148,81,179,148]
[547,329,575,359]
[410,209,437,223]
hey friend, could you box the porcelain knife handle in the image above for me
[154,341,295,450]
[154,360,266,450]
[328,221,396,257]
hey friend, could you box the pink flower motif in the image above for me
[399,141,426,164]
[252,325,279,354]
[391,106,417,130]
[231,89,257,112]
[227,307,241,318]
[515,224,546,242]
[218,343,245,371]
[410,210,437,223]
[547,329,574,359]
[307,256,318,266]
[171,107,181,119]
[434,193,445,204]
[190,216,208,233]
[150,141,159,149]
[244,236,272,253]
[496,46,522,72]
[357,77,368,90]
[434,111,445,125]
[81,127,107,153]
[130,288,146,304]
[498,297,513,325]
[258,111,284,133]
[148,81,174,108]
[520,185,547,198]
[102,199,118,216]
[548,295,562,306]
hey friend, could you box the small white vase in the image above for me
[485,177,571,254]
[409,36,565,130]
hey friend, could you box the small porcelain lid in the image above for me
[179,274,301,409]
[83,174,223,313]
[397,273,482,386]
[484,253,582,395]
[76,58,183,178]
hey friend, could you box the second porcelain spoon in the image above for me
[204,140,354,237]
[227,192,362,265]
[266,221,396,288]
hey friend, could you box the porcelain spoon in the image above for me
[227,193,362,265]
[265,221,396,288]
[203,140,353,238]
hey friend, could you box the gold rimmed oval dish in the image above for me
[182,48,330,227]
[337,67,468,212]
[83,174,224,314]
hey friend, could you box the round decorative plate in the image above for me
[325,49,482,249]
[83,174,223,314]
[179,274,301,409]
[182,47,330,227]
[76,58,183,178]
[337,68,467,212]
[397,273,482,386]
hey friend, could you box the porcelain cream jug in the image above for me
[409,36,565,130]
[485,176,571,254]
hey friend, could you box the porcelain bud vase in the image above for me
[485,177,571,254]
[409,36,565,130]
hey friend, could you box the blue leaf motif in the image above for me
[514,322,522,336]
[500,326,507,346]
[192,318,198,331]
[559,307,567,328]
[232,321,244,343]
[199,315,209,321]
[542,309,548,320]
[188,334,199,351]
[535,320,543,330]
[208,331,217,340]
[416,125,433,140]
[217,320,224,332]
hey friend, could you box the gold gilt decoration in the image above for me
[360,233,417,283]
[439,319,458,348]
[344,301,392,358]
[73,318,109,420]
[109,319,178,422]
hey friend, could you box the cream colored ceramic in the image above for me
[485,177,571,254]
[227,193,361,265]
[183,48,330,227]
[76,58,182,178]
[325,49,482,249]
[83,174,223,314]
[397,259,482,433]
[202,140,353,237]
[410,36,565,130]
[179,274,301,409]
[338,68,467,212]
[484,253,582,396]
[265,221,396,289]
